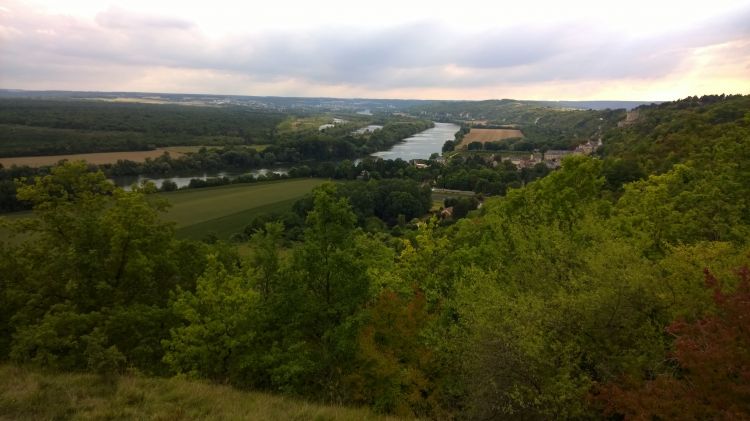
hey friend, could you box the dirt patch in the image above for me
[0,148,186,167]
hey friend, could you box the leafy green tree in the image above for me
[615,164,750,256]
[163,255,259,383]
[248,222,284,300]
[160,179,178,192]
[3,162,204,372]
[259,183,376,397]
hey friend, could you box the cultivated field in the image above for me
[0,147,189,167]
[460,128,524,147]
[163,178,324,239]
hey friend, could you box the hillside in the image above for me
[601,94,750,173]
[0,364,400,420]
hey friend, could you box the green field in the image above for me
[162,178,324,240]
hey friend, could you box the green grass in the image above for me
[161,179,325,240]
[174,198,300,240]
[0,364,402,421]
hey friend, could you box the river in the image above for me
[370,122,460,161]
[111,168,289,190]
[111,123,458,189]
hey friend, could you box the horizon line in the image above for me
[0,87,673,104]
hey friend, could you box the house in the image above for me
[573,138,603,155]
[543,150,574,168]
[409,159,429,169]
[544,150,573,161]
[356,170,370,181]
[504,152,542,170]
[440,206,454,219]
[617,109,640,127]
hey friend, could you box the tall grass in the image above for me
[0,365,403,420]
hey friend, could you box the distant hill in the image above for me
[0,89,431,113]
[539,100,661,110]
[0,89,659,112]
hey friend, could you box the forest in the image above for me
[0,94,749,419]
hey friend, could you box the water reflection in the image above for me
[111,168,288,190]
[371,122,459,161]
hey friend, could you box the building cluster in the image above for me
[406,138,602,171]
[501,138,603,170]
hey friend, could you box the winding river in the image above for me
[111,122,458,189]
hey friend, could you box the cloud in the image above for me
[0,0,748,99]
[95,7,195,30]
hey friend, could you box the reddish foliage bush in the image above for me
[595,267,750,420]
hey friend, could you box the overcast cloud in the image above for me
[1,0,749,100]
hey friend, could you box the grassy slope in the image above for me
[162,179,324,240]
[0,365,400,421]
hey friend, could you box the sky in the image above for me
[1,0,749,100]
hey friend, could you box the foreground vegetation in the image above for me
[0,364,395,420]
[0,94,748,419]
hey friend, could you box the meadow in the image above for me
[163,178,324,240]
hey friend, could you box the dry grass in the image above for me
[460,128,524,147]
[0,147,190,167]
[0,364,405,420]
